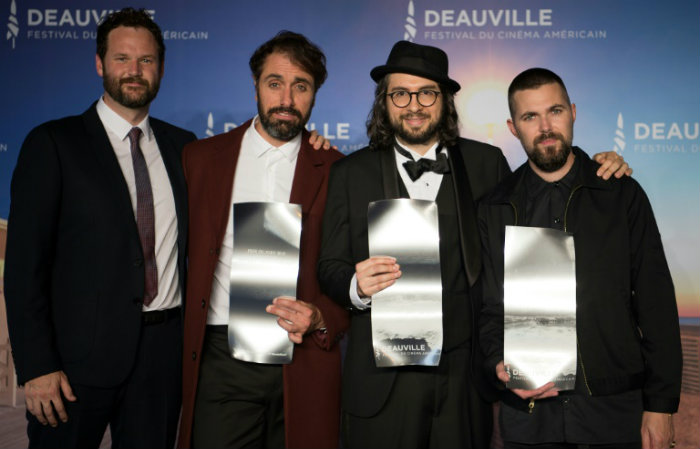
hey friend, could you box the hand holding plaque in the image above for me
[496,361,559,401]
[266,296,325,344]
[355,256,402,298]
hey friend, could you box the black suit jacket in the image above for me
[318,138,510,417]
[5,103,196,387]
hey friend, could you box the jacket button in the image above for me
[201,299,206,308]
[192,351,197,360]
[209,248,215,255]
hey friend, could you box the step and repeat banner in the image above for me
[1,0,698,317]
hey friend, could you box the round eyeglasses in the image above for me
[386,90,441,108]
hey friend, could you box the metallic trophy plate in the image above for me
[228,202,301,364]
[368,198,443,367]
[503,225,577,390]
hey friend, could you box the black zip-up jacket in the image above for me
[477,147,682,413]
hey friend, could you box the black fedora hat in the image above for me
[370,41,461,93]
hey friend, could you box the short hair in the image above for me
[366,75,460,150]
[96,8,165,62]
[249,31,327,91]
[507,68,570,117]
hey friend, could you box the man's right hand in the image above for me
[496,360,559,400]
[25,370,77,427]
[355,256,401,298]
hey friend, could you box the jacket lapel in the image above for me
[82,104,139,235]
[447,144,481,286]
[208,123,247,244]
[290,131,323,211]
[379,147,401,199]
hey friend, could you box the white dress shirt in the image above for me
[96,97,180,311]
[207,117,301,325]
[349,139,444,309]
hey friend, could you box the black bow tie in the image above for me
[394,144,450,181]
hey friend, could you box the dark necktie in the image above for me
[394,144,450,181]
[127,127,158,305]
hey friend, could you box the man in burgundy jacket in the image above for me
[178,31,348,449]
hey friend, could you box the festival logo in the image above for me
[404,0,416,41]
[404,0,607,42]
[613,113,699,154]
[5,3,209,47]
[613,113,625,153]
[6,0,18,49]
[205,112,238,137]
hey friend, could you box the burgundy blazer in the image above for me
[177,120,349,449]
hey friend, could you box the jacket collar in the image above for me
[486,146,612,205]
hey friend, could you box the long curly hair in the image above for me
[366,75,460,150]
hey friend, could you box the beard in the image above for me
[103,73,160,109]
[527,131,573,172]
[257,104,311,142]
[389,111,441,145]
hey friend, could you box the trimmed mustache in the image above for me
[535,131,564,145]
[400,112,430,120]
[120,77,148,87]
[267,106,302,120]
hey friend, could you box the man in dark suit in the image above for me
[4,8,196,448]
[318,41,630,449]
[178,31,348,449]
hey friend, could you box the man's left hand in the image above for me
[641,411,674,449]
[592,151,633,180]
[308,130,337,151]
[266,296,325,344]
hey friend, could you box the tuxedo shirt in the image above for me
[349,140,443,310]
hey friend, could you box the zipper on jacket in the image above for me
[576,337,593,395]
[509,201,518,225]
[563,184,583,233]
[566,185,592,395]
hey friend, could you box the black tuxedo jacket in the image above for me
[5,103,196,387]
[318,138,510,417]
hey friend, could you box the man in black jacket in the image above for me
[478,68,681,449]
[5,8,196,448]
[319,42,630,449]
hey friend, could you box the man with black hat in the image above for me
[318,41,629,448]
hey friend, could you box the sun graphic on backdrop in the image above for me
[456,79,510,145]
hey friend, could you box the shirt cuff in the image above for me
[349,274,371,310]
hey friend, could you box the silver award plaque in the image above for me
[503,225,577,390]
[368,198,443,367]
[228,202,302,364]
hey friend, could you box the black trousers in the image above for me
[27,310,182,449]
[192,327,284,449]
[342,345,491,449]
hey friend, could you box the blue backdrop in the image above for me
[1,0,698,316]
